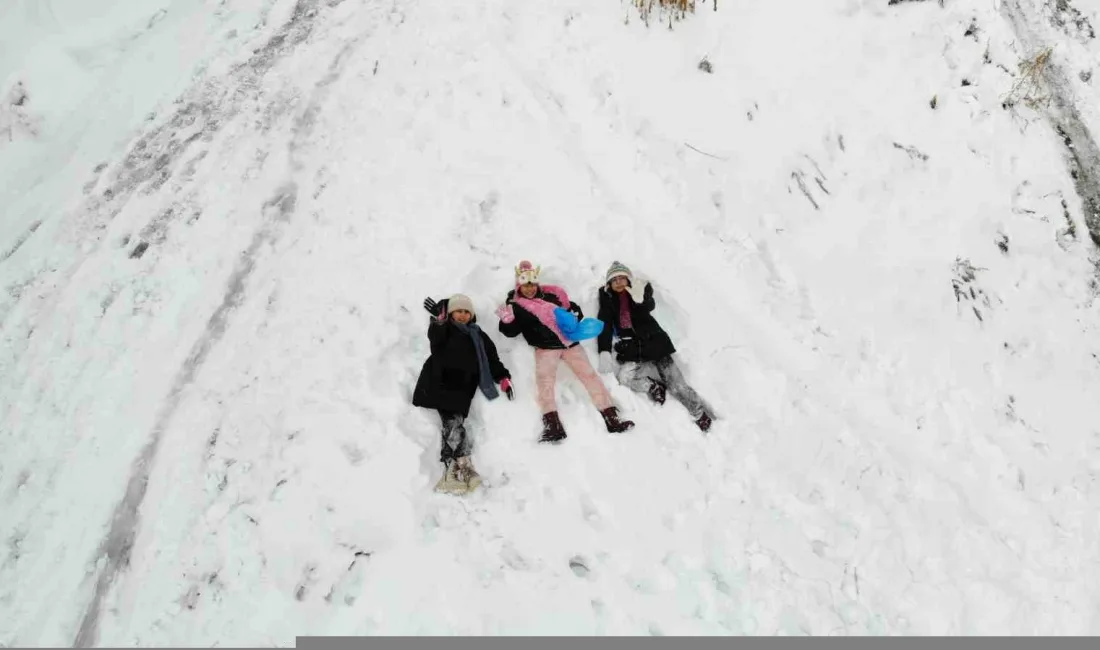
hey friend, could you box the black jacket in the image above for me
[498,286,583,350]
[596,282,676,363]
[412,299,510,418]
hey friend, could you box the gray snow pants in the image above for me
[615,355,710,419]
[438,410,470,462]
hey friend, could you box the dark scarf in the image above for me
[452,321,499,400]
[617,289,634,330]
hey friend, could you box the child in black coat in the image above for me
[596,262,716,432]
[413,294,513,492]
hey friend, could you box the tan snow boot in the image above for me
[454,456,482,492]
[434,460,464,494]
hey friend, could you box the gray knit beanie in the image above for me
[447,293,475,317]
[605,261,632,285]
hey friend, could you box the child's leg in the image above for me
[438,410,469,461]
[615,360,662,395]
[534,349,565,414]
[561,346,613,411]
[656,356,710,419]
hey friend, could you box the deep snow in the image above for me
[3,0,1100,643]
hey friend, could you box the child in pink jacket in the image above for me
[497,260,635,443]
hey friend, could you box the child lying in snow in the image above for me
[496,260,635,443]
[412,293,513,493]
[596,261,716,432]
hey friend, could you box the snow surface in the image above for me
[3,0,1100,643]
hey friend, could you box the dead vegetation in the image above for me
[629,1,714,29]
[952,257,994,323]
[1001,46,1054,111]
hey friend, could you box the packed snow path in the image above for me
[3,0,1100,643]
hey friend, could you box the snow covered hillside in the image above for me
[3,0,1100,643]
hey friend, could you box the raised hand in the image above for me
[424,297,446,321]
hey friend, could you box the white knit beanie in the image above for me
[605,261,633,285]
[447,293,475,317]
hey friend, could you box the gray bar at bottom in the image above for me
[296,636,1099,650]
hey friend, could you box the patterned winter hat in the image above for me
[447,293,475,317]
[605,261,632,285]
[515,260,541,286]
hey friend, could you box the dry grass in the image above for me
[1002,46,1054,110]
[631,0,702,28]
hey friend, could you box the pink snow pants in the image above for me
[534,346,612,414]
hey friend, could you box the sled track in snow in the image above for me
[72,184,297,648]
[71,1,330,645]
[1000,0,1100,249]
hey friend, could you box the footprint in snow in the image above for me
[578,494,605,528]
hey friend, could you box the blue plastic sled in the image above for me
[554,307,604,341]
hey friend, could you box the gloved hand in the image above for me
[496,304,515,323]
[423,297,446,320]
[627,280,649,304]
[598,351,614,374]
[500,377,515,400]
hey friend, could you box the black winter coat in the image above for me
[596,282,676,363]
[412,300,510,418]
[498,287,583,350]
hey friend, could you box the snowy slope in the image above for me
[3,0,1100,643]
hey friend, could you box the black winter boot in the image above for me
[539,411,567,444]
[646,378,667,405]
[695,411,713,432]
[600,406,635,433]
